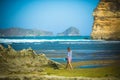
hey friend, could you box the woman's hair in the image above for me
[67,47,71,50]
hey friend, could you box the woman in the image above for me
[66,47,73,70]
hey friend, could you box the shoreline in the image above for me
[45,59,120,77]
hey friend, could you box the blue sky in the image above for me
[0,0,99,35]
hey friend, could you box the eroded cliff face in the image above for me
[91,0,120,40]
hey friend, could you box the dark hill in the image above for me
[57,27,80,36]
[0,27,53,36]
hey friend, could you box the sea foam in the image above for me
[0,38,104,43]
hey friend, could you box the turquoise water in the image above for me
[0,36,120,50]
[0,36,120,62]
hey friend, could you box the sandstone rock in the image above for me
[48,60,64,69]
[0,44,4,51]
[19,47,36,57]
[7,45,17,56]
[0,45,64,75]
[91,0,120,40]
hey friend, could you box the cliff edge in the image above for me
[91,0,120,40]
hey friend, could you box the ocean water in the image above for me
[0,36,120,62]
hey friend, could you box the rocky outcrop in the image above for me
[91,0,120,40]
[0,45,64,75]
[0,27,53,36]
[58,27,80,36]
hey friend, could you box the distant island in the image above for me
[0,27,80,36]
[0,27,53,36]
[57,27,80,36]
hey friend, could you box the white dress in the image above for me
[67,51,72,62]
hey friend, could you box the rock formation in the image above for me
[91,0,120,40]
[58,27,80,36]
[0,45,64,75]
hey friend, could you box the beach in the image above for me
[0,36,120,80]
[45,60,120,77]
[0,58,120,80]
[0,45,120,80]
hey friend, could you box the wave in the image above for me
[0,38,120,43]
[0,38,103,43]
[59,41,120,44]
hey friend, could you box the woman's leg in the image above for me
[65,62,69,69]
[68,58,73,70]
[69,62,73,69]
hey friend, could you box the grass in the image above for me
[44,60,120,78]
[1,60,120,79]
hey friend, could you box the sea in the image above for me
[0,36,120,63]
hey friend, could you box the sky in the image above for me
[0,0,99,35]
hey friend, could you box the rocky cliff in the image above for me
[58,27,80,36]
[0,28,53,36]
[91,0,120,40]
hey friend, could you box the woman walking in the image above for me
[66,47,73,70]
